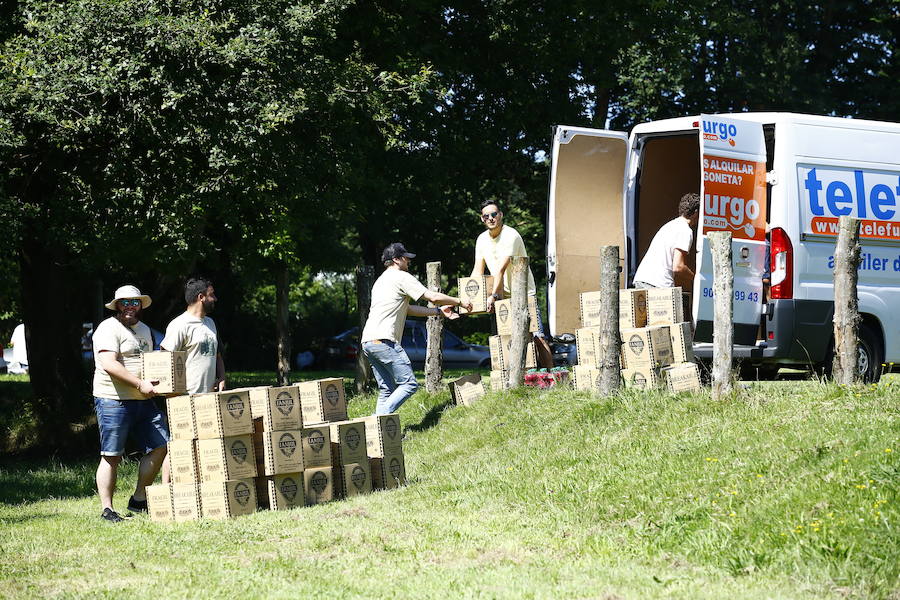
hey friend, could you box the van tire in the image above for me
[816,322,883,383]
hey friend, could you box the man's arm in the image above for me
[672,249,695,289]
[470,256,486,278]
[420,290,473,313]
[98,351,157,396]
[214,353,226,392]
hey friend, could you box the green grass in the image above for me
[0,374,897,598]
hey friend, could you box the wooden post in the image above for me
[598,246,621,395]
[425,261,444,393]
[832,216,862,385]
[507,257,530,389]
[354,265,375,394]
[709,231,734,399]
[275,264,291,386]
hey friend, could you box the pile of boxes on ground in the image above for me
[572,287,702,393]
[140,367,406,522]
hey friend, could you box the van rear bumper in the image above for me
[693,299,834,364]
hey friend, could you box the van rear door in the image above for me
[547,126,628,337]
[694,115,768,344]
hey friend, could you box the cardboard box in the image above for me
[620,326,674,368]
[256,473,304,511]
[329,420,368,466]
[193,390,253,439]
[146,484,174,523]
[200,478,256,520]
[494,296,539,336]
[304,467,334,505]
[457,275,495,314]
[168,439,200,484]
[575,327,620,369]
[646,287,684,326]
[667,322,695,364]
[579,291,605,328]
[489,335,536,371]
[621,366,663,390]
[334,462,373,499]
[572,365,601,392]
[662,362,703,393]
[300,425,332,468]
[141,351,187,396]
[364,414,402,458]
[371,448,406,490]
[171,483,201,522]
[166,395,195,440]
[490,369,510,391]
[249,385,303,431]
[619,289,648,329]
[254,429,303,476]
[448,374,486,406]
[197,435,257,482]
[297,378,347,424]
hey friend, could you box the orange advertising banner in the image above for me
[701,155,767,241]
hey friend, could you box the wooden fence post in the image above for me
[709,231,734,399]
[425,261,444,393]
[354,265,375,394]
[506,257,530,389]
[832,215,862,385]
[598,245,621,395]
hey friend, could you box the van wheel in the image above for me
[857,323,883,383]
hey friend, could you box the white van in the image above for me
[547,113,900,381]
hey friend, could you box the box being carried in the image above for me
[662,361,703,393]
[457,275,495,314]
[248,385,303,431]
[297,378,347,424]
[197,434,257,482]
[200,478,256,520]
[489,335,536,370]
[494,296,539,336]
[141,351,187,396]
[620,326,674,369]
[646,287,684,326]
[256,472,304,511]
[621,365,663,390]
[193,390,253,439]
[448,374,486,406]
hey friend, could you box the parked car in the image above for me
[319,320,491,369]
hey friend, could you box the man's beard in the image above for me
[202,299,215,314]
[117,309,141,326]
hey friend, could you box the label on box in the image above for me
[168,439,199,484]
[619,289,648,329]
[668,322,695,364]
[141,351,187,396]
[621,366,662,390]
[371,449,406,490]
[256,430,303,475]
[646,287,684,326]
[329,420,368,465]
[193,390,252,439]
[304,467,334,505]
[166,395,195,440]
[620,326,674,368]
[249,385,303,431]
[494,296,539,335]
[458,276,494,314]
[146,484,174,523]
[297,378,347,424]
[171,483,201,522]
[198,435,257,482]
[490,370,510,391]
[572,365,601,392]
[364,414,402,457]
[663,362,702,393]
[489,335,536,370]
[579,291,606,327]
[200,478,256,520]
[301,426,332,468]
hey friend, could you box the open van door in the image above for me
[547,126,628,337]
[694,115,768,344]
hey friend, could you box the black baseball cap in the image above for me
[382,242,416,262]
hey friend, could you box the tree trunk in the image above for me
[709,231,734,400]
[425,261,443,393]
[275,263,291,386]
[506,257,530,389]
[832,216,861,385]
[598,246,621,395]
[354,265,375,394]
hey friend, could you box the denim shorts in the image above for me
[94,397,170,456]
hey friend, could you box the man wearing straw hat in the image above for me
[92,284,169,522]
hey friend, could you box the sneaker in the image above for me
[101,508,124,523]
[127,496,148,513]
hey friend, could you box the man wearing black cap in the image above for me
[362,243,473,415]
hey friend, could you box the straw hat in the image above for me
[105,285,152,310]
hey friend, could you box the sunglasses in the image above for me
[481,211,500,221]
[119,299,141,307]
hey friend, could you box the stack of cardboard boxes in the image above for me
[573,287,701,393]
[146,378,408,522]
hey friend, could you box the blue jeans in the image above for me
[94,397,169,457]
[362,340,418,415]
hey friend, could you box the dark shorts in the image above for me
[94,397,170,457]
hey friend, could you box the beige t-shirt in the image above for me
[634,216,694,288]
[474,225,536,296]
[92,316,152,400]
[160,312,219,394]
[361,268,428,343]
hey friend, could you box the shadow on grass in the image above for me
[0,457,97,505]
[406,399,453,434]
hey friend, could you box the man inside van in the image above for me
[633,193,700,290]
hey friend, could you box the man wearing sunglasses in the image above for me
[92,285,169,523]
[362,242,473,415]
[470,200,542,335]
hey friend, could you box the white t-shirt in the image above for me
[92,316,153,400]
[633,216,694,288]
[361,268,428,343]
[161,312,219,394]
[474,225,536,296]
[10,324,27,365]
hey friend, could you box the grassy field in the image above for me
[0,372,897,598]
